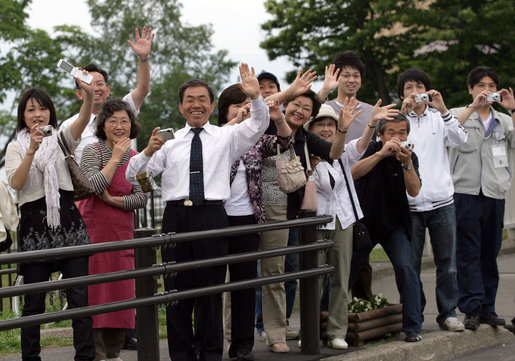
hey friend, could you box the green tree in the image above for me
[1,0,235,167]
[260,0,514,107]
[58,0,236,147]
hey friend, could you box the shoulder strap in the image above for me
[304,141,312,173]
[339,158,359,223]
[57,132,72,157]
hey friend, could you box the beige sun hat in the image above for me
[304,104,339,130]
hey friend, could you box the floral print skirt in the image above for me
[18,190,90,252]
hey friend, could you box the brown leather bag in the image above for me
[57,133,95,201]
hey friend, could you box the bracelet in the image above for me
[26,151,35,156]
[509,109,515,115]
[139,57,149,62]
[336,128,348,134]
[274,118,285,125]
[367,122,376,128]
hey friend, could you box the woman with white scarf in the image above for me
[5,80,96,361]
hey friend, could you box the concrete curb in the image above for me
[321,325,515,361]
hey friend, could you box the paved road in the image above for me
[1,249,513,361]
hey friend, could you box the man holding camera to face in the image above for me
[350,114,423,342]
[449,66,515,331]
[398,68,467,333]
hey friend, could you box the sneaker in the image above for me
[107,358,123,361]
[440,317,465,332]
[480,313,506,327]
[464,312,481,330]
[328,337,348,349]
[258,332,267,343]
[285,325,299,340]
[405,332,421,342]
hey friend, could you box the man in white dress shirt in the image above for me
[61,26,154,163]
[126,64,269,361]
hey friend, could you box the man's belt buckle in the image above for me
[183,200,193,207]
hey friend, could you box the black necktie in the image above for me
[189,128,204,205]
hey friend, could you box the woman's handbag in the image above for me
[0,181,18,247]
[57,133,95,201]
[276,144,306,193]
[301,142,318,211]
[338,159,373,252]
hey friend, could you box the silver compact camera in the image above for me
[400,141,414,151]
[37,125,53,137]
[414,93,432,103]
[486,92,501,102]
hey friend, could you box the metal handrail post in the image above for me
[298,209,321,354]
[133,228,159,361]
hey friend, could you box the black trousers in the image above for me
[20,257,95,361]
[162,203,228,361]
[226,215,259,358]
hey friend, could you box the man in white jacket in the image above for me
[398,68,467,332]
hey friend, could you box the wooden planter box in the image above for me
[345,304,403,346]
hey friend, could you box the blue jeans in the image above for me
[411,204,459,324]
[255,262,264,335]
[350,227,422,333]
[285,227,299,321]
[454,193,504,315]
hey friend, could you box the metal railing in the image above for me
[0,212,333,359]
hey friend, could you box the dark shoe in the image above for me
[236,350,254,361]
[464,312,480,330]
[480,313,506,327]
[123,336,138,350]
[405,332,421,342]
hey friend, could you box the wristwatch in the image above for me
[402,162,413,170]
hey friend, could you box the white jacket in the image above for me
[314,139,364,230]
[407,107,467,212]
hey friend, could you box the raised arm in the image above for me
[265,67,317,104]
[127,26,154,110]
[317,64,340,101]
[395,147,420,196]
[358,99,398,153]
[329,97,362,159]
[69,76,94,140]
[455,90,489,125]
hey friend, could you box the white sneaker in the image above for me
[259,332,267,343]
[440,317,465,332]
[328,337,348,349]
[285,325,299,340]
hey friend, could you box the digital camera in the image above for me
[414,93,432,103]
[400,141,414,151]
[37,125,53,137]
[486,92,501,102]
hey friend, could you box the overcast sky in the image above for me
[26,0,310,89]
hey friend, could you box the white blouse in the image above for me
[314,138,364,230]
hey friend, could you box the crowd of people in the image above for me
[1,23,514,361]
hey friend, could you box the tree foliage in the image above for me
[260,0,515,107]
[0,0,235,166]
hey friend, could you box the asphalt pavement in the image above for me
[1,240,514,361]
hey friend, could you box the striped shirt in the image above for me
[81,140,147,211]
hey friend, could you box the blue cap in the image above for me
[257,70,280,91]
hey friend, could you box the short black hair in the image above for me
[95,99,140,140]
[178,79,215,104]
[377,113,410,135]
[397,68,432,99]
[467,66,500,89]
[217,84,248,126]
[17,88,57,132]
[332,51,366,78]
[75,64,108,89]
[284,90,322,119]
